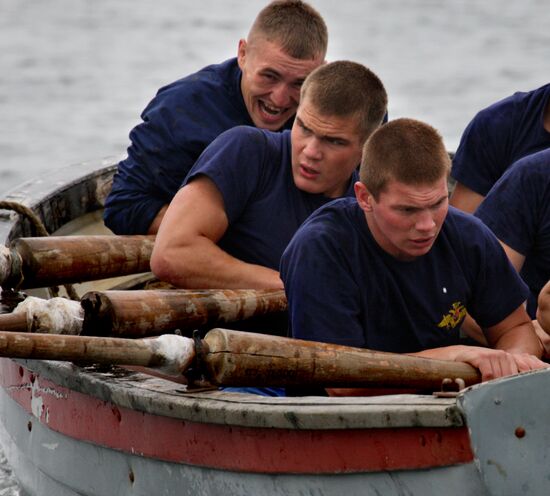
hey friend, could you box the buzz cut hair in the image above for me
[248,0,328,60]
[360,118,451,199]
[300,60,388,141]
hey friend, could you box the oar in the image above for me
[80,288,287,337]
[0,330,194,376]
[0,328,481,390]
[0,235,155,290]
[2,289,287,337]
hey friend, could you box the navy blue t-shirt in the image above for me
[452,83,550,196]
[475,148,550,317]
[104,58,293,235]
[280,199,528,352]
[185,126,357,270]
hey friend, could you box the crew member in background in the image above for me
[450,83,550,213]
[104,0,327,234]
[474,148,550,320]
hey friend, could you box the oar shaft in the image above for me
[0,331,194,375]
[0,235,155,289]
[0,331,155,366]
[200,328,481,390]
[81,289,287,337]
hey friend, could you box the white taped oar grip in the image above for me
[14,296,84,335]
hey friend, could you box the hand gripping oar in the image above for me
[0,235,155,290]
[0,328,481,390]
[1,289,287,337]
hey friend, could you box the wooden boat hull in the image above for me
[0,159,548,495]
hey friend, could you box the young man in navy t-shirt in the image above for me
[475,148,550,319]
[450,83,550,213]
[281,118,547,391]
[104,1,327,235]
[151,61,388,291]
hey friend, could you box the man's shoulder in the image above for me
[298,198,360,237]
[188,126,290,183]
[505,147,550,177]
[474,83,550,124]
[155,58,240,103]
[443,207,491,237]
[217,126,290,150]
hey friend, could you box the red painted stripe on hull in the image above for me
[0,358,473,474]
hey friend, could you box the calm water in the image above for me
[1,0,549,492]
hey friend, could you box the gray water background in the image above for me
[0,0,549,492]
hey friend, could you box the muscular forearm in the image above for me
[151,237,283,289]
[490,322,544,358]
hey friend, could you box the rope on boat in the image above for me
[0,200,80,301]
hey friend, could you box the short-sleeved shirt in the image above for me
[451,83,550,196]
[475,148,550,317]
[104,58,293,235]
[185,126,357,270]
[280,199,528,351]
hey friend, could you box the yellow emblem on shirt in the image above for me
[438,302,467,331]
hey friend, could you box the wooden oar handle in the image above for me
[80,288,288,337]
[0,331,194,375]
[200,328,481,390]
[0,235,155,290]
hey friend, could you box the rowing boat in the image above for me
[0,158,548,495]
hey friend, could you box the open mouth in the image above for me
[259,100,287,118]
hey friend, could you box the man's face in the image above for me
[355,177,449,260]
[238,38,324,131]
[291,97,364,198]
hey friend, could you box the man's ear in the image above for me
[354,181,374,212]
[237,39,247,68]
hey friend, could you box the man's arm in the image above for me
[449,182,486,214]
[328,310,546,396]
[410,304,546,382]
[537,280,550,337]
[150,176,283,289]
[460,236,526,344]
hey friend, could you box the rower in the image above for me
[474,148,550,319]
[104,0,328,235]
[280,117,548,394]
[150,61,387,291]
[450,82,550,214]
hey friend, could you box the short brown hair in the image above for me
[300,61,387,141]
[360,118,451,199]
[248,0,328,60]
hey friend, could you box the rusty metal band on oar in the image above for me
[0,235,155,290]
